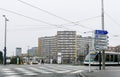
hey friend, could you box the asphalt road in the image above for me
[0,64,92,77]
[82,70,120,77]
[81,66,120,77]
[1,64,120,77]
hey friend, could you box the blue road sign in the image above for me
[95,30,108,35]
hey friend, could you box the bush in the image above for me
[11,56,17,64]
[0,51,3,64]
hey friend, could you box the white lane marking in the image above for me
[3,72,19,75]
[2,68,19,75]
[2,68,10,71]
[43,65,84,73]
[48,65,84,73]
[39,67,71,73]
[48,65,84,71]
[5,75,21,77]
[45,66,68,71]
[15,68,38,75]
[71,70,83,74]
[3,71,15,73]
[28,67,52,74]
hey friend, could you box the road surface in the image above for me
[81,66,120,77]
[0,64,94,77]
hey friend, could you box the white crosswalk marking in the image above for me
[1,64,84,77]
[43,65,84,74]
[2,68,19,75]
[39,66,71,73]
[15,68,38,75]
[71,70,83,74]
[45,65,69,71]
[5,75,21,77]
[28,67,52,74]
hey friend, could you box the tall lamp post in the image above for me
[3,15,9,65]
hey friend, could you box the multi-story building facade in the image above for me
[57,31,77,63]
[108,45,120,52]
[38,31,95,63]
[77,35,94,61]
[38,36,57,63]
[28,47,38,57]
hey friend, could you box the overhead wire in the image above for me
[0,8,65,29]
[17,0,94,30]
[104,12,120,37]
[61,15,101,26]
[0,8,101,33]
[76,15,101,23]
[105,12,120,27]
[59,15,101,31]
[17,0,74,23]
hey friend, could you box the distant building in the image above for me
[38,31,97,63]
[115,45,120,53]
[38,36,57,63]
[108,45,120,53]
[57,31,77,63]
[77,35,94,61]
[28,47,38,57]
[21,53,28,57]
[16,48,22,57]
[108,46,116,52]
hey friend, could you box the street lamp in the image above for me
[3,15,9,65]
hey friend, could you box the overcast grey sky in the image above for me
[0,0,120,56]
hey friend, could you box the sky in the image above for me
[0,0,120,56]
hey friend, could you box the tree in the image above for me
[0,51,3,64]
[11,56,17,64]
[11,56,23,64]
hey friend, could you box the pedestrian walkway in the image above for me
[1,64,84,77]
[81,70,120,77]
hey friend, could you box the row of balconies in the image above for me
[57,38,75,40]
[57,46,75,48]
[57,36,76,38]
[58,43,76,45]
[58,41,75,43]
[58,50,75,52]
[57,48,75,50]
[57,31,76,35]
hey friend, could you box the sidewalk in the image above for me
[81,70,120,77]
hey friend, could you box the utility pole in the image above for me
[27,46,30,64]
[99,51,101,70]
[3,15,9,65]
[49,41,51,64]
[101,0,105,70]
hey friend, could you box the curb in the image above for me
[80,72,85,77]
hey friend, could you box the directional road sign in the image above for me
[95,30,108,35]
[94,30,109,51]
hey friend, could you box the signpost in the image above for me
[94,30,108,51]
[94,30,108,70]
